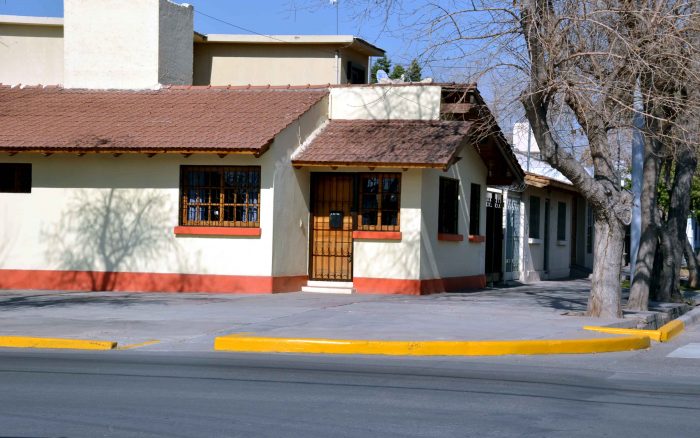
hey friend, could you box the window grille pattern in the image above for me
[358,173,401,231]
[180,166,261,227]
[439,177,460,234]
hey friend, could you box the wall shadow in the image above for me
[41,188,201,292]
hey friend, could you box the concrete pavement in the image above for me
[0,279,687,353]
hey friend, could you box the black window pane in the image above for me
[469,183,480,236]
[557,201,567,241]
[362,211,378,226]
[529,196,540,239]
[382,211,398,226]
[0,163,31,193]
[439,178,459,235]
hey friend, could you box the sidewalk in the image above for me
[0,279,633,352]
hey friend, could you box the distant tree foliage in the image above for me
[389,64,406,80]
[371,56,423,82]
[406,59,422,82]
[370,56,392,83]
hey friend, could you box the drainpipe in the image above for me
[335,50,341,84]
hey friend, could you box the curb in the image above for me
[214,334,650,356]
[0,336,117,350]
[678,306,700,327]
[584,316,688,342]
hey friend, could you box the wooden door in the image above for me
[310,174,354,281]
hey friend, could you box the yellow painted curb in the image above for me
[116,340,160,350]
[0,336,117,350]
[584,319,685,343]
[214,334,650,356]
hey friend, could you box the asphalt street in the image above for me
[1,334,700,438]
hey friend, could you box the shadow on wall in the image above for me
[41,188,202,292]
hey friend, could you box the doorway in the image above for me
[485,191,504,282]
[309,174,354,281]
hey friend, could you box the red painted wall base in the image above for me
[354,275,486,295]
[0,269,307,294]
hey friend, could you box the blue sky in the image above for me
[0,1,418,68]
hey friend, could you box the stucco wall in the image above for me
[420,143,488,280]
[0,153,281,278]
[0,23,63,85]
[64,0,192,89]
[270,97,329,277]
[194,43,345,86]
[354,169,423,281]
[521,186,573,281]
[329,85,442,120]
[158,0,193,85]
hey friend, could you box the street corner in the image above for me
[213,333,651,356]
[584,318,687,343]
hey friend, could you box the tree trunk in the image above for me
[627,136,663,310]
[588,211,625,318]
[657,148,697,302]
[683,237,698,289]
[654,226,676,302]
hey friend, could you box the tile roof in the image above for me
[0,86,328,154]
[292,120,474,168]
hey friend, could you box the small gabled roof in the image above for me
[292,120,474,169]
[0,85,328,155]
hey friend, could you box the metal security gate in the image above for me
[505,195,521,280]
[310,174,354,281]
[485,192,504,282]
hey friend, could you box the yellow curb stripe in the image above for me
[583,326,663,342]
[116,340,160,350]
[0,336,117,350]
[659,319,684,342]
[214,334,650,356]
[584,319,685,343]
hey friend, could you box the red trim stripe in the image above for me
[0,269,306,294]
[438,233,464,242]
[354,275,486,295]
[352,231,402,240]
[174,226,262,237]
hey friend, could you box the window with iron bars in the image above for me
[180,166,261,227]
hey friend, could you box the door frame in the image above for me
[308,173,356,281]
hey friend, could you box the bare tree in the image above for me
[341,0,699,317]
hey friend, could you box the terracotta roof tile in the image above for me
[0,87,328,153]
[292,120,474,168]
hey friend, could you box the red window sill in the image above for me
[468,235,486,243]
[438,233,464,242]
[174,226,262,237]
[352,231,402,241]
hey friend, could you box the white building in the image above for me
[0,0,523,294]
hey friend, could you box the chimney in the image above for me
[64,0,193,89]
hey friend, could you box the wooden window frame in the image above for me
[0,163,31,193]
[438,177,460,235]
[357,172,401,232]
[179,165,261,228]
[529,195,541,239]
